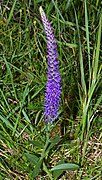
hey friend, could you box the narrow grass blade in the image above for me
[93,14,102,82]
[6,0,17,27]
[3,55,17,100]
[0,88,10,111]
[74,7,87,96]
[51,0,65,22]
[12,84,29,136]
[84,0,91,87]
[0,114,15,131]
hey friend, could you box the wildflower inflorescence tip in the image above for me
[39,6,61,122]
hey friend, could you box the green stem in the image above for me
[41,125,50,159]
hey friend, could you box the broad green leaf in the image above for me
[32,158,43,178]
[24,153,39,165]
[28,140,43,148]
[46,136,61,153]
[53,160,65,180]
[50,163,79,171]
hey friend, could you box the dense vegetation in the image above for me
[0,0,102,179]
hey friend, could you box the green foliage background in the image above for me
[0,0,102,179]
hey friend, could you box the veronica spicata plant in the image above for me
[39,6,61,122]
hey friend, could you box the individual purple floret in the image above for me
[39,6,61,122]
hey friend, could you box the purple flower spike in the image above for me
[39,6,61,122]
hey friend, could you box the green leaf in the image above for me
[35,110,43,125]
[50,163,79,171]
[24,153,39,165]
[32,158,43,178]
[0,114,15,132]
[43,162,53,180]
[53,160,65,180]
[93,14,102,81]
[31,85,45,100]
[6,0,17,27]
[28,140,43,148]
[74,7,86,95]
[46,136,61,153]
[50,136,61,143]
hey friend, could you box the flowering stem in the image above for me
[39,6,61,123]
